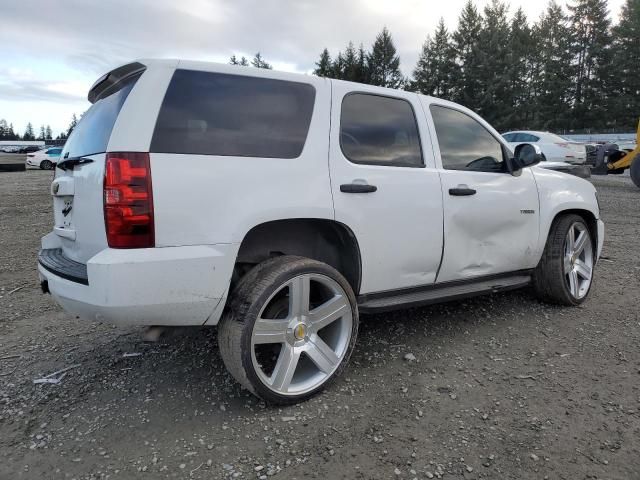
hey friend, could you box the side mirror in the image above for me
[513,143,543,170]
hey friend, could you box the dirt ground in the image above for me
[1,168,639,480]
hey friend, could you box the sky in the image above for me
[0,0,626,137]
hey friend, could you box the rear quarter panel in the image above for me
[136,63,334,247]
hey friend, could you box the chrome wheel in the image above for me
[564,222,593,299]
[250,273,353,396]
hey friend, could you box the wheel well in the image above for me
[234,219,362,294]
[553,209,598,248]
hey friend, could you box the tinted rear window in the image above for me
[63,73,140,158]
[150,70,316,158]
[340,93,423,167]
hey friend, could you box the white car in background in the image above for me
[502,131,587,167]
[25,147,62,170]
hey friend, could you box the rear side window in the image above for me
[63,73,140,158]
[151,70,316,158]
[340,93,423,167]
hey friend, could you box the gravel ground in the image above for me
[1,170,639,480]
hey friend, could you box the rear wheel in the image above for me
[630,154,640,188]
[532,214,594,305]
[218,256,358,404]
[40,160,53,170]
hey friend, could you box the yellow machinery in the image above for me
[607,119,640,188]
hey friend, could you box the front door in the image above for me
[424,101,540,283]
[329,83,444,294]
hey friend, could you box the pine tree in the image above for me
[367,27,404,88]
[24,122,35,140]
[505,8,534,128]
[239,57,249,66]
[251,52,272,69]
[8,123,17,140]
[313,43,367,83]
[229,55,239,65]
[452,0,483,109]
[532,1,575,130]
[355,44,369,84]
[411,18,456,98]
[45,125,52,140]
[568,0,612,129]
[67,114,78,137]
[0,119,7,140]
[611,0,640,130]
[332,52,345,79]
[474,0,512,129]
[342,42,360,82]
[314,48,332,77]
[38,125,46,140]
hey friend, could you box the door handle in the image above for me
[448,186,477,196]
[340,183,377,193]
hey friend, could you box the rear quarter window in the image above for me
[150,70,316,158]
[63,73,141,158]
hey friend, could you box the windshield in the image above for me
[62,73,141,158]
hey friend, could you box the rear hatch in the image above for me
[52,64,145,264]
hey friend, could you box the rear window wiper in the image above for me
[56,156,94,171]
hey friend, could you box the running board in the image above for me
[357,273,532,314]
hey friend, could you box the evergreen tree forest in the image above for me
[314,0,640,132]
[3,0,638,139]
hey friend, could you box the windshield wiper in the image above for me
[56,156,94,171]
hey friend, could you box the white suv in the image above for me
[39,60,604,404]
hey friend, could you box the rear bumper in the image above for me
[38,243,239,326]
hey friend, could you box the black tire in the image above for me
[532,214,594,306]
[40,160,53,170]
[218,255,359,405]
[630,154,640,189]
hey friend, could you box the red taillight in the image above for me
[104,152,154,248]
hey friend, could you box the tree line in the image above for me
[312,0,639,132]
[0,115,77,142]
[4,0,637,140]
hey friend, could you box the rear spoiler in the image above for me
[88,62,146,103]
